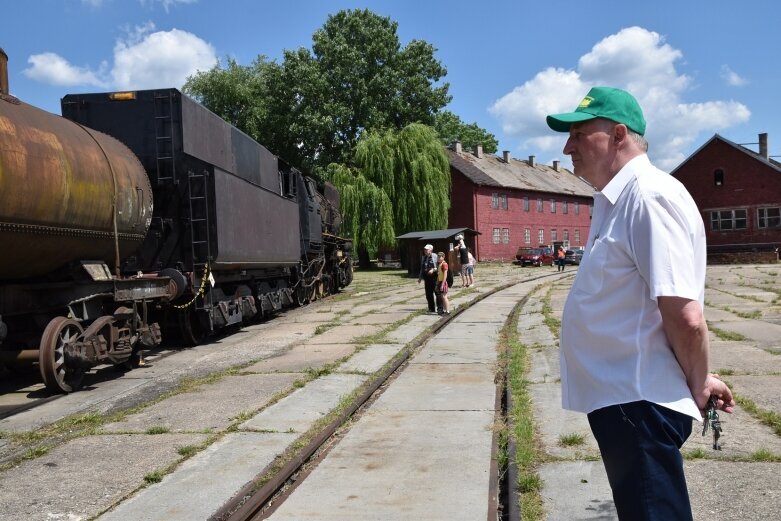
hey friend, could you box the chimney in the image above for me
[475,144,483,159]
[759,133,769,159]
[553,160,560,172]
[528,155,536,167]
[454,141,462,154]
[0,48,8,96]
[503,150,511,163]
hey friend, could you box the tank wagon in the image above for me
[0,51,352,393]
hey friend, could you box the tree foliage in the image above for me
[330,123,450,259]
[326,163,395,260]
[434,110,499,154]
[184,8,451,175]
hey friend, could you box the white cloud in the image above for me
[22,24,216,92]
[111,26,217,89]
[490,26,751,172]
[23,53,109,87]
[721,65,748,87]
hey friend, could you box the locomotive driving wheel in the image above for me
[177,307,205,347]
[39,317,85,393]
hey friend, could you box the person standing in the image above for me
[435,252,450,315]
[547,86,734,520]
[466,248,475,287]
[556,245,566,272]
[417,244,439,314]
[454,233,469,287]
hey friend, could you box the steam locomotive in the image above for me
[0,51,352,393]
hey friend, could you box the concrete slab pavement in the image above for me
[241,373,369,433]
[0,433,209,521]
[102,373,300,434]
[99,432,296,521]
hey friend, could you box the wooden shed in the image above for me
[396,228,480,277]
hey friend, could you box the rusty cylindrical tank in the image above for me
[0,84,152,279]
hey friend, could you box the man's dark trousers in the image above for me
[587,400,694,521]
[424,275,438,312]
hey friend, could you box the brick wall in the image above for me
[674,138,781,249]
[448,170,593,261]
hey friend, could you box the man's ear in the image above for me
[614,124,628,144]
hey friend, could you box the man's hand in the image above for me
[693,373,735,416]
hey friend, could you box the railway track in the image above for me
[0,267,569,521]
[211,273,557,521]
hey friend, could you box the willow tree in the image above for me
[330,123,450,267]
[326,163,395,268]
[356,123,450,236]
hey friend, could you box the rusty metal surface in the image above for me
[0,98,152,279]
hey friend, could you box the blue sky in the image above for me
[4,0,779,172]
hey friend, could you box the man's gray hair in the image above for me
[629,130,649,152]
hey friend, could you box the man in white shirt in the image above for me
[547,86,734,520]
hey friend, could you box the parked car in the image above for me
[564,248,585,265]
[516,247,555,267]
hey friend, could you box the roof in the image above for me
[670,134,781,176]
[446,149,594,197]
[396,227,480,241]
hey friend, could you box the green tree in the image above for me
[330,123,450,267]
[184,56,275,140]
[183,9,451,175]
[434,110,499,154]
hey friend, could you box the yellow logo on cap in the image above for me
[579,96,594,108]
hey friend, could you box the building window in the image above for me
[589,204,593,216]
[537,198,543,212]
[502,228,510,243]
[714,169,724,187]
[538,229,544,244]
[575,201,580,215]
[563,201,568,214]
[523,196,529,211]
[550,199,556,213]
[524,228,531,244]
[758,207,781,228]
[574,230,580,245]
[492,193,498,208]
[501,194,508,210]
[563,229,569,241]
[551,229,558,241]
[492,228,501,244]
[710,209,747,231]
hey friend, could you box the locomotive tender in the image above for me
[0,50,352,393]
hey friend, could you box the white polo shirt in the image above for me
[560,154,704,420]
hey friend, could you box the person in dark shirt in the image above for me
[417,244,439,314]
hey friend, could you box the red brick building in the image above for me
[447,144,594,261]
[671,133,781,254]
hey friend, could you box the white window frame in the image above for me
[758,207,781,228]
[524,228,531,244]
[493,228,501,244]
[710,209,747,231]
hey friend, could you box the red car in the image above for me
[516,247,555,267]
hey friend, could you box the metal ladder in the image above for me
[187,170,213,318]
[153,92,176,184]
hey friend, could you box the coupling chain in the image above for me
[172,265,210,310]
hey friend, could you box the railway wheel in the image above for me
[177,307,205,347]
[294,283,309,307]
[39,317,85,393]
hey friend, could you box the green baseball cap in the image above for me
[546,86,646,136]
